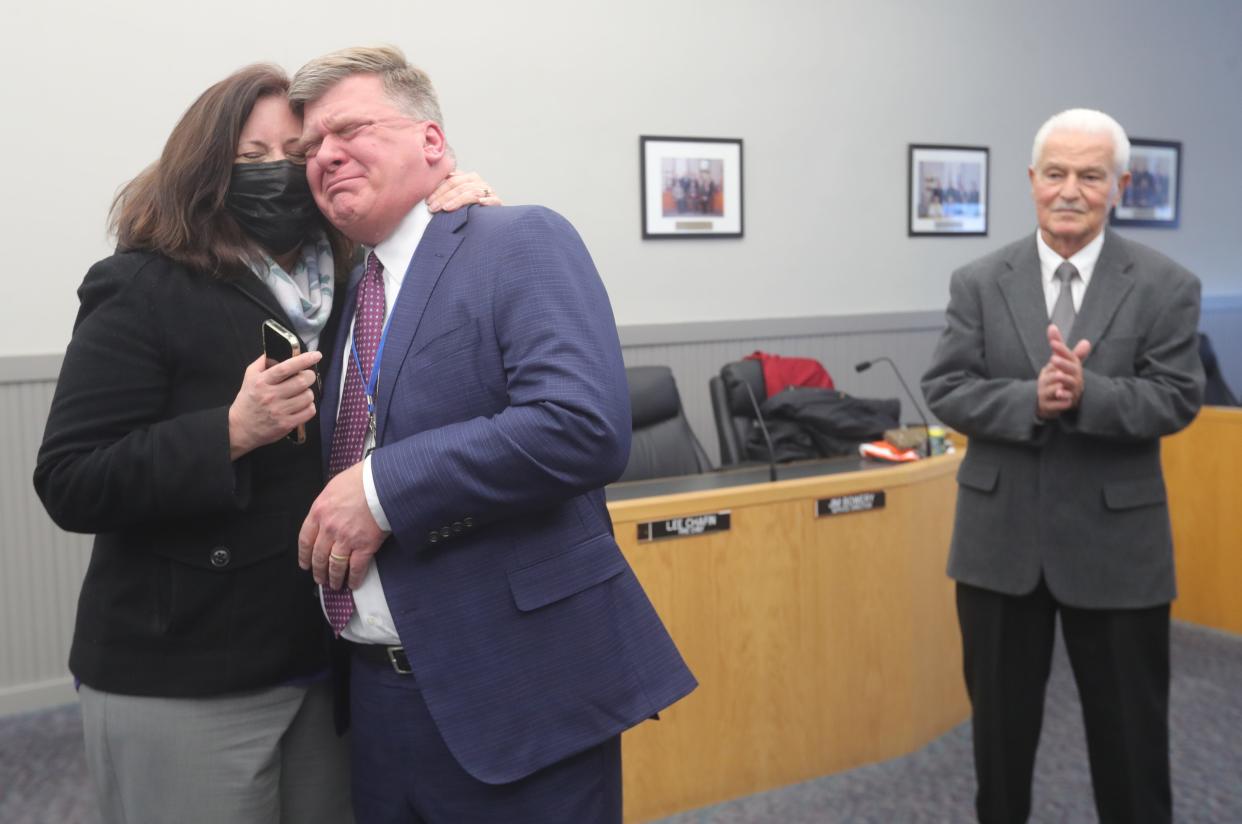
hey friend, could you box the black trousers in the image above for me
[956,579,1171,824]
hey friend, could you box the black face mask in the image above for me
[226,160,319,256]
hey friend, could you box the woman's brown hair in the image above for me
[110,63,353,278]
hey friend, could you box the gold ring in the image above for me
[329,553,348,563]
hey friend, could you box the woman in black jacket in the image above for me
[34,63,493,824]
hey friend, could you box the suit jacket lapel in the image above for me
[375,207,469,442]
[1072,230,1134,354]
[997,235,1050,374]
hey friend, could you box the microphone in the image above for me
[855,357,932,457]
[740,379,778,482]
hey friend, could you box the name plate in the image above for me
[816,491,886,517]
[638,511,731,542]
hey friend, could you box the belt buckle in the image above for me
[386,646,413,675]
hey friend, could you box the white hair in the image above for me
[1031,108,1131,177]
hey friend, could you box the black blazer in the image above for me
[35,251,341,697]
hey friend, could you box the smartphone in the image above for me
[261,319,308,444]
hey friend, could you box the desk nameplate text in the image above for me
[638,511,731,542]
[816,490,886,517]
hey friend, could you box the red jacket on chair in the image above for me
[745,350,834,398]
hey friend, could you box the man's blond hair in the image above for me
[288,45,444,125]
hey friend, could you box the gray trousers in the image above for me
[79,679,352,824]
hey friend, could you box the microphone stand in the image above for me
[741,380,779,482]
[855,357,932,457]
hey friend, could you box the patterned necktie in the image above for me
[1050,260,1079,338]
[322,252,386,635]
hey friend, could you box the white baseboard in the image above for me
[0,676,77,718]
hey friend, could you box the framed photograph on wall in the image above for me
[1111,138,1181,228]
[908,144,989,236]
[640,136,743,239]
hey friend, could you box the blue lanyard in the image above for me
[349,301,395,427]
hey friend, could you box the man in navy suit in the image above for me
[290,46,695,823]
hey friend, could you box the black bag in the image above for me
[745,388,901,462]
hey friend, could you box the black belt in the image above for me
[346,642,413,675]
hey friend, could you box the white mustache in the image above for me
[1051,202,1087,213]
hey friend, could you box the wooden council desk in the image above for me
[1163,406,1242,635]
[607,453,969,822]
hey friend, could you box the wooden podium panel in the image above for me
[609,455,968,822]
[1163,406,1242,634]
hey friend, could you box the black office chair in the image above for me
[1200,333,1239,407]
[708,359,767,466]
[619,366,713,482]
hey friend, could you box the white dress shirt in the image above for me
[1035,227,1105,317]
[323,201,432,645]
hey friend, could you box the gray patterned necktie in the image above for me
[1050,261,1079,338]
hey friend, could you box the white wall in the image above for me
[2,0,1241,356]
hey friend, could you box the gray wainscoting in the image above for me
[3,296,1240,716]
[0,380,88,716]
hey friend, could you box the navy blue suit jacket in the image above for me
[321,204,696,784]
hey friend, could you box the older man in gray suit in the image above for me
[922,108,1204,824]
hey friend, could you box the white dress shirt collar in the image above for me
[367,200,433,284]
[1035,228,1105,316]
[1035,227,1105,291]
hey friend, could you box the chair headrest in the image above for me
[1199,332,1220,373]
[719,359,766,416]
[626,366,683,429]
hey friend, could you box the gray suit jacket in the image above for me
[921,230,1204,609]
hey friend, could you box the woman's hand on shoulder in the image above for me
[228,351,322,460]
[427,170,502,213]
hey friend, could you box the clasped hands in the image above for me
[298,462,388,591]
[1037,323,1091,420]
